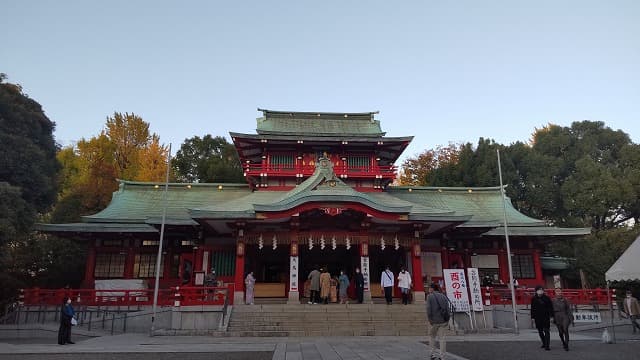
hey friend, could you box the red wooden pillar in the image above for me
[233,233,245,305]
[498,249,509,284]
[441,246,449,270]
[83,240,97,287]
[124,246,135,279]
[411,242,424,291]
[533,250,543,285]
[411,241,425,303]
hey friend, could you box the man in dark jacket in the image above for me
[531,285,553,350]
[354,267,365,304]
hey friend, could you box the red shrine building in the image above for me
[40,110,590,304]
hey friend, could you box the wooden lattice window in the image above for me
[94,253,126,278]
[512,254,536,279]
[133,254,165,278]
[209,250,236,276]
[270,154,294,169]
[348,155,369,171]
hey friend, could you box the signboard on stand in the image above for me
[467,268,484,312]
[289,256,299,292]
[443,269,471,313]
[361,257,370,291]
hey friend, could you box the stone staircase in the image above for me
[225,303,429,337]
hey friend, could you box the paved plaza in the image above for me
[1,325,639,360]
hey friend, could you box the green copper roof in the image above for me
[35,223,158,233]
[387,186,590,236]
[255,109,385,137]
[388,186,546,226]
[83,180,251,223]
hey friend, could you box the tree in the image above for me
[0,74,59,217]
[0,74,60,313]
[172,135,244,183]
[529,121,640,229]
[398,143,461,186]
[51,113,168,223]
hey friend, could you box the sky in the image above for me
[2,1,639,163]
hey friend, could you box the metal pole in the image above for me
[497,149,519,335]
[607,282,616,343]
[151,143,172,336]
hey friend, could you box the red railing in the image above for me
[244,164,397,179]
[20,285,235,307]
[482,287,610,306]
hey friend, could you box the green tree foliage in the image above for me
[0,74,59,219]
[172,135,244,183]
[552,227,640,288]
[0,74,66,313]
[0,183,35,244]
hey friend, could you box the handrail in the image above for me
[20,285,234,307]
[482,287,610,306]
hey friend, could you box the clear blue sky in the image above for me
[3,1,639,162]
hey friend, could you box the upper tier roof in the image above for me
[255,109,385,137]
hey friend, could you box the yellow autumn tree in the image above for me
[50,113,168,222]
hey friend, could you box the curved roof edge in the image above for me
[117,179,250,189]
[389,185,506,192]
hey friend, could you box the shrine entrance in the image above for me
[299,245,359,280]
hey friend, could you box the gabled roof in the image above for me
[190,157,470,222]
[255,108,385,137]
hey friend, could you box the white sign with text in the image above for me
[443,269,471,313]
[467,268,484,312]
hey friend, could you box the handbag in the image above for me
[71,317,78,326]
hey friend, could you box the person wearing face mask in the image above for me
[552,288,573,351]
[623,290,640,333]
[397,266,413,305]
[354,267,365,303]
[531,285,553,350]
[338,270,350,304]
[58,297,75,345]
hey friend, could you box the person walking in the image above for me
[245,271,256,305]
[552,288,573,351]
[354,267,365,304]
[307,266,321,304]
[57,297,75,345]
[623,289,640,333]
[531,285,553,350]
[381,266,394,305]
[397,266,412,305]
[426,283,450,360]
[320,268,331,304]
[338,270,350,304]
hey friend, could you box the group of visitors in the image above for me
[306,266,364,304]
[306,265,414,305]
[380,265,413,305]
[529,286,640,351]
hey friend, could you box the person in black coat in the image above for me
[354,267,365,304]
[58,296,75,345]
[531,285,553,350]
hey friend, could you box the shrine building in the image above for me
[39,109,590,304]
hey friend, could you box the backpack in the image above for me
[433,292,452,322]
[441,303,451,322]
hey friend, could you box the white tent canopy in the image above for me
[605,235,640,282]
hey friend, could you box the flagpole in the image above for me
[151,143,171,336]
[497,149,519,335]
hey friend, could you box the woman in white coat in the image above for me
[397,266,412,305]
